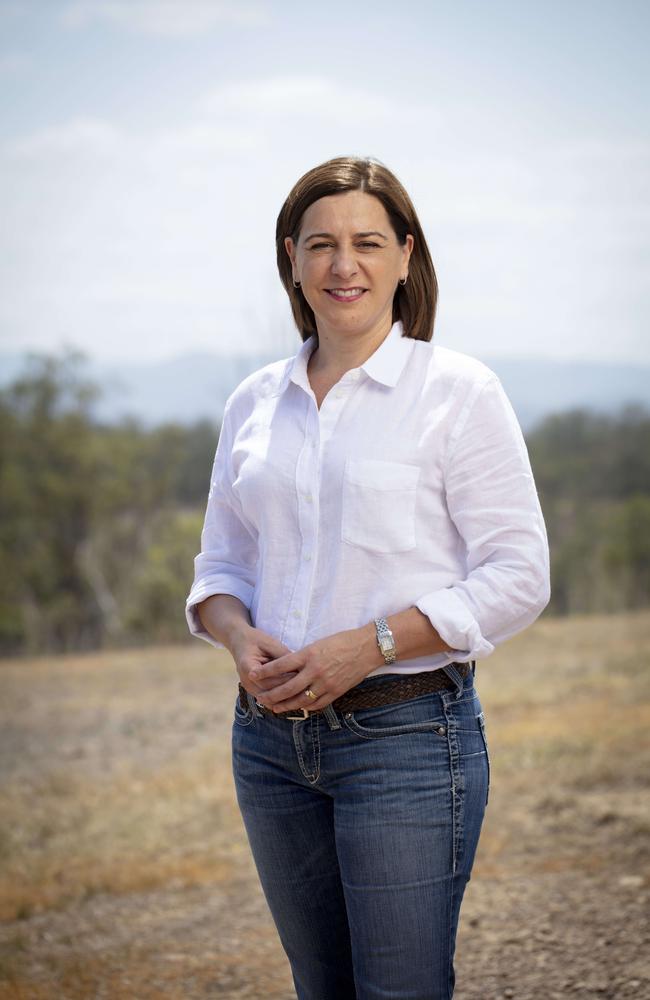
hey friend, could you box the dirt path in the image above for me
[1,612,649,998]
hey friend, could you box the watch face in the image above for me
[379,636,394,653]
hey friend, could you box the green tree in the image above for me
[0,350,103,652]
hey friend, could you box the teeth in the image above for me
[330,288,364,298]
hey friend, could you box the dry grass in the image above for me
[0,612,649,999]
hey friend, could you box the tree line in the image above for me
[1,350,648,656]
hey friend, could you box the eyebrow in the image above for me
[303,230,389,242]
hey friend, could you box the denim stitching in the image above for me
[341,716,448,740]
[292,715,321,784]
[442,693,463,876]
[478,711,491,807]
[312,713,321,782]
[323,703,342,730]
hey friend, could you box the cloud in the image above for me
[61,0,268,35]
[200,75,413,122]
[2,72,648,365]
[4,117,122,159]
[3,114,262,170]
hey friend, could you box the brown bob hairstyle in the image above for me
[275,156,438,344]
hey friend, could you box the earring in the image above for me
[399,276,408,286]
[292,278,301,288]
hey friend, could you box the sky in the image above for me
[1,0,648,365]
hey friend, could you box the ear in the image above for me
[284,236,297,269]
[403,233,414,268]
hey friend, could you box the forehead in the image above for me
[300,190,391,237]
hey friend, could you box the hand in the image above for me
[250,625,380,713]
[230,625,297,699]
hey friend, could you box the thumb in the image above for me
[258,633,292,660]
[253,648,303,680]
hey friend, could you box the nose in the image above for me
[331,245,358,280]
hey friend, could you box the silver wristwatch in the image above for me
[374,618,397,665]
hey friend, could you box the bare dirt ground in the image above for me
[0,611,649,999]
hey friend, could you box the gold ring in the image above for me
[304,688,318,701]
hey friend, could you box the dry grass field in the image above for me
[0,611,649,1000]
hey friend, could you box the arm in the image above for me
[186,402,295,692]
[197,593,296,696]
[413,374,551,657]
[185,399,258,648]
[186,404,289,694]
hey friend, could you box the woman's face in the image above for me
[285,190,413,345]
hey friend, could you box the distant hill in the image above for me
[484,357,650,429]
[1,349,648,431]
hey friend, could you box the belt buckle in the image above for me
[285,707,311,720]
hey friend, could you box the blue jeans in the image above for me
[231,667,489,1000]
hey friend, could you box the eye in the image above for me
[308,242,333,251]
[358,241,382,249]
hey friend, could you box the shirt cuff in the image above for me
[415,588,495,661]
[185,577,254,650]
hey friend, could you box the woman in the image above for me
[185,156,550,999]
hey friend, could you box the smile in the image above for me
[325,288,367,302]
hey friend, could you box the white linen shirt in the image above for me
[185,321,551,677]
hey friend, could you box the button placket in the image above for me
[318,370,360,447]
[285,404,321,647]
[283,372,360,645]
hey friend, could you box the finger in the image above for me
[240,673,296,698]
[253,671,299,692]
[260,639,292,660]
[256,671,316,706]
[251,650,305,682]
[254,630,292,659]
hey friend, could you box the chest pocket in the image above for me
[341,458,420,554]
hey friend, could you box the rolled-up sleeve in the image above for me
[416,374,551,660]
[185,400,258,648]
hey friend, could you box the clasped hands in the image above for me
[237,623,380,714]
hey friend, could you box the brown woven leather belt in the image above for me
[238,662,472,720]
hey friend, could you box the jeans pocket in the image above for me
[341,694,448,740]
[477,711,491,806]
[233,694,255,727]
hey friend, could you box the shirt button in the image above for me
[292,610,302,619]
[304,553,312,562]
[304,494,313,503]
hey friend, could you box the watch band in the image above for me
[374,618,397,665]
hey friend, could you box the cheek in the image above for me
[301,260,329,293]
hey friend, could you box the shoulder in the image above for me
[222,355,294,420]
[415,341,498,391]
[408,342,511,446]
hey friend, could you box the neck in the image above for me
[309,319,394,377]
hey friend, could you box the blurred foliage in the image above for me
[0,352,649,655]
[526,405,650,614]
[0,351,217,655]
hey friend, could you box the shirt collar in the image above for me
[282,320,414,395]
[360,321,415,387]
[285,335,318,394]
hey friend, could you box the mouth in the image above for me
[325,287,367,302]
